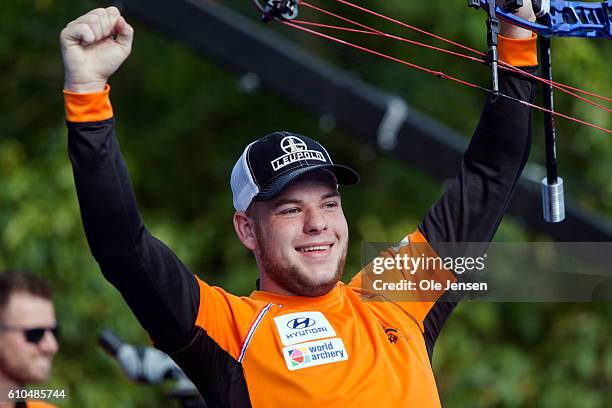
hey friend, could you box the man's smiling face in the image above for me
[246,170,349,297]
[0,292,58,386]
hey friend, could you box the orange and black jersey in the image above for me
[65,35,537,407]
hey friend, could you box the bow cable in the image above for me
[314,0,612,106]
[282,19,611,134]
[295,1,612,113]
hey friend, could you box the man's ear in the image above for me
[233,211,257,251]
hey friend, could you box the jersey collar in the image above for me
[249,282,344,309]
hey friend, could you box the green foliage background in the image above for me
[1,0,611,406]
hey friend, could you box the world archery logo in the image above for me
[282,338,348,371]
[270,136,326,172]
[288,346,312,367]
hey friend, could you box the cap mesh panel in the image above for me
[230,142,259,211]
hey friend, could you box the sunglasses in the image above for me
[0,325,59,344]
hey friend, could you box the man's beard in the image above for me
[255,227,347,297]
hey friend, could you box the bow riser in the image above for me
[479,0,612,38]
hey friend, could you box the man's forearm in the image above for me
[66,88,200,349]
[68,120,144,261]
[420,34,537,244]
[418,33,537,355]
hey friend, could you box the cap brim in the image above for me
[253,164,360,201]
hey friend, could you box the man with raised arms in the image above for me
[61,2,537,406]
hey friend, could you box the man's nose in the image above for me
[39,330,59,354]
[304,208,327,233]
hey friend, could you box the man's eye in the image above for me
[324,202,338,209]
[281,208,300,215]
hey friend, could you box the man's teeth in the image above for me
[300,245,331,252]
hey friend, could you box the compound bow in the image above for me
[469,0,611,223]
[251,0,611,223]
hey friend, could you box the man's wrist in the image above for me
[499,23,533,39]
[63,80,107,94]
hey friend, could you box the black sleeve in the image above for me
[419,68,537,357]
[67,118,200,349]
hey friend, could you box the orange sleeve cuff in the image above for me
[63,84,113,122]
[498,33,538,67]
[408,228,427,244]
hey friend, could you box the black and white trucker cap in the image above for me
[231,131,360,212]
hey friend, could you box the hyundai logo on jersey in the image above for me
[287,317,316,330]
[274,312,337,346]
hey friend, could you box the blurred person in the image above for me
[61,1,538,406]
[0,271,58,408]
